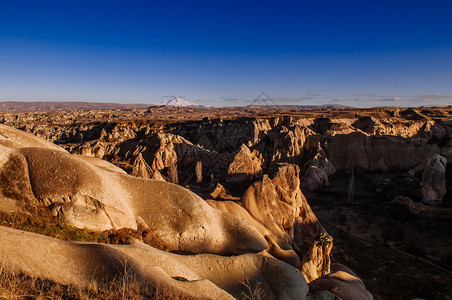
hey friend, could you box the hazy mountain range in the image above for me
[0,99,350,112]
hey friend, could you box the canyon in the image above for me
[1,104,451,299]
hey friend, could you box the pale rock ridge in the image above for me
[75,155,127,174]
[0,124,65,151]
[125,178,267,254]
[20,147,138,231]
[0,226,309,300]
[264,236,302,268]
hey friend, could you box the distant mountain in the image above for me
[0,100,350,113]
[0,101,150,112]
[155,97,206,108]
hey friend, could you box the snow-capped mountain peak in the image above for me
[156,97,201,107]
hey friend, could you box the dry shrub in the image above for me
[240,279,265,300]
[0,213,195,299]
[0,211,151,245]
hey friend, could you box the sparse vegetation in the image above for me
[0,211,147,244]
[0,269,190,300]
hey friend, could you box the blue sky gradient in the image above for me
[1,0,451,107]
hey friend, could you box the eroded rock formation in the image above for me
[226,143,262,184]
[2,105,450,299]
[0,124,267,256]
[299,234,333,283]
[241,164,326,253]
[421,154,447,206]
[0,122,371,299]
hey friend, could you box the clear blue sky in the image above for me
[1,0,451,107]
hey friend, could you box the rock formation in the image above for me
[2,105,448,299]
[131,153,153,179]
[0,124,267,256]
[421,154,447,206]
[309,263,373,300]
[0,124,356,299]
[226,143,262,184]
[299,234,333,283]
[301,150,336,192]
[209,183,236,200]
[5,107,450,197]
[241,164,326,254]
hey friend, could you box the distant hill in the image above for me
[0,101,150,112]
[0,101,351,113]
[244,104,353,110]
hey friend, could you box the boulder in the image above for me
[209,183,239,201]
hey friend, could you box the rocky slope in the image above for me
[0,123,368,299]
